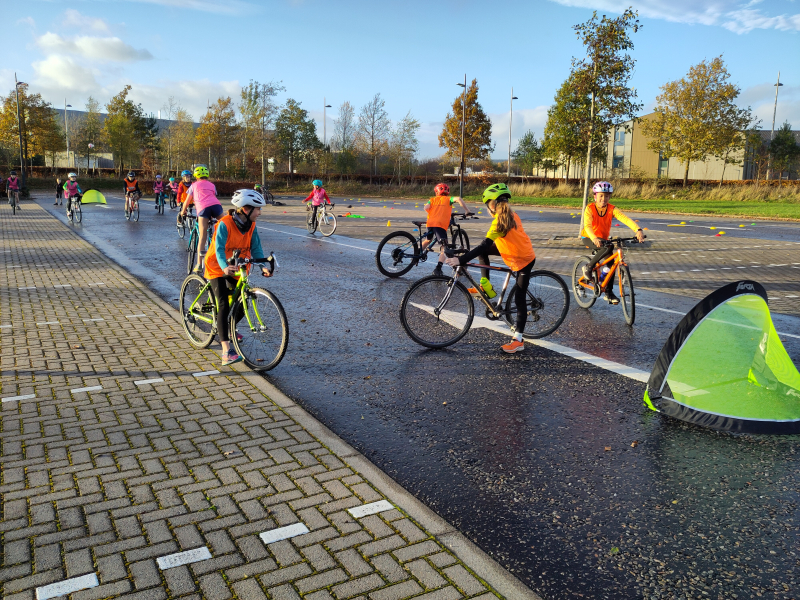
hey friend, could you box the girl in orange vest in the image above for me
[204,189,271,366]
[421,182,471,276]
[580,181,644,304]
[444,183,536,354]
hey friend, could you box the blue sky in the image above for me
[3,0,799,159]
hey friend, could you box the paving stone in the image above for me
[231,578,268,600]
[442,565,486,596]
[267,583,302,600]
[370,554,408,584]
[335,548,373,577]
[332,573,385,599]
[199,572,232,600]
[130,559,162,589]
[407,559,447,590]
[368,580,424,600]
[163,564,197,595]
[295,568,349,594]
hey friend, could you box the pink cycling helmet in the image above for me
[592,181,613,194]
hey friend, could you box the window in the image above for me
[658,153,669,177]
[614,130,625,146]
[613,156,625,169]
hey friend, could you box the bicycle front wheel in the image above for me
[400,275,474,348]
[504,270,569,339]
[180,274,217,348]
[74,201,82,223]
[619,265,635,326]
[453,229,470,251]
[571,256,598,309]
[231,288,289,371]
[177,220,186,239]
[376,231,418,277]
[11,195,16,215]
[319,212,337,236]
[132,201,139,222]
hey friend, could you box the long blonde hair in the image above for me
[491,200,517,236]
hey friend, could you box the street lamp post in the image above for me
[507,88,518,180]
[457,75,467,199]
[767,72,784,181]
[65,100,73,171]
[14,74,26,188]
[323,98,331,176]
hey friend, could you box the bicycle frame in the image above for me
[413,215,469,257]
[442,262,514,320]
[577,239,631,297]
[187,263,267,333]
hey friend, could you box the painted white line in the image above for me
[83,318,105,322]
[259,523,310,545]
[259,226,377,254]
[156,546,212,570]
[18,286,36,290]
[88,282,105,286]
[134,378,164,386]
[193,370,220,377]
[126,314,146,318]
[36,573,99,600]
[0,325,11,329]
[637,303,684,316]
[348,500,394,518]
[2,394,36,403]
[53,284,72,288]
[8,265,22,268]
[71,386,102,394]
[36,321,59,326]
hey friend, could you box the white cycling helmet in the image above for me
[232,189,265,209]
[592,181,613,194]
[68,172,77,178]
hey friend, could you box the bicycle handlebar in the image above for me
[228,251,278,276]
[451,213,478,220]
[601,235,647,246]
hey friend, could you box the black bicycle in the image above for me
[376,213,476,278]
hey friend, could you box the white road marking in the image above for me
[156,547,212,570]
[2,394,36,403]
[348,500,394,518]
[36,573,99,600]
[83,318,105,322]
[36,321,59,326]
[88,282,105,286]
[193,370,220,377]
[0,325,11,328]
[259,226,376,254]
[134,378,164,386]
[71,386,102,393]
[260,523,310,544]
[19,286,36,290]
[54,284,72,288]
[126,313,146,318]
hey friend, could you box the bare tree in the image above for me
[389,111,420,183]
[356,93,390,183]
[240,80,284,185]
[331,101,356,152]
[161,96,178,172]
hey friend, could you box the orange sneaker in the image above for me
[501,339,525,354]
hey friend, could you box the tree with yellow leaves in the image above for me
[438,79,493,171]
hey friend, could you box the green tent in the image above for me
[644,280,800,434]
[81,190,106,204]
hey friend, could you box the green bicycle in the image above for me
[179,252,289,371]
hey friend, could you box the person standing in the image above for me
[55,177,63,205]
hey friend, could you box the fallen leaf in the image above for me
[443,401,447,405]
[72,345,83,349]
[604,446,611,451]
[672,500,678,504]
[630,441,639,448]
[363,375,371,380]
[300,319,306,322]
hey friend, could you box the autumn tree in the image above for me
[72,97,104,174]
[713,104,757,187]
[161,96,179,172]
[274,99,321,174]
[641,56,748,187]
[512,130,543,178]
[103,85,145,174]
[356,93,391,182]
[171,108,196,175]
[543,73,593,180]
[388,111,420,181]
[571,9,642,233]
[0,84,62,175]
[240,80,284,184]
[195,96,239,176]
[331,101,357,175]
[770,122,800,179]
[745,130,770,185]
[438,79,494,172]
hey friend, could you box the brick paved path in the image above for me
[0,204,537,600]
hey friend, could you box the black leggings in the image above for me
[587,244,615,290]
[210,276,244,342]
[476,244,535,334]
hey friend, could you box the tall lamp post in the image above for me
[507,88,518,180]
[14,74,26,188]
[456,75,467,199]
[767,72,784,181]
[323,98,331,176]
[64,100,72,171]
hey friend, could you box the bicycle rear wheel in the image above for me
[177,219,186,238]
[619,265,635,326]
[319,212,337,236]
[74,200,82,223]
[376,231,419,277]
[187,234,198,275]
[11,194,16,215]
[453,229,470,251]
[306,212,317,234]
[231,288,289,371]
[504,270,569,339]
[571,256,598,309]
[180,274,217,348]
[400,275,474,348]
[132,200,139,221]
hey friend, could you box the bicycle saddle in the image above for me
[412,220,425,227]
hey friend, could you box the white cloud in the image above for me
[36,32,153,63]
[32,55,102,94]
[63,9,110,34]
[16,16,35,28]
[126,80,242,119]
[548,0,800,33]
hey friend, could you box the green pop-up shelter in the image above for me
[644,280,800,434]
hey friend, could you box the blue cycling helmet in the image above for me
[312,179,323,187]
[181,170,191,177]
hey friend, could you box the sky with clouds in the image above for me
[3,0,799,159]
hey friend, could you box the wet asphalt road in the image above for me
[34,194,800,600]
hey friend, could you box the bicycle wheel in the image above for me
[180,274,217,348]
[504,270,569,339]
[453,229,470,251]
[187,234,198,275]
[306,212,317,234]
[266,191,275,204]
[619,265,635,326]
[231,288,289,371]
[400,275,474,348]
[132,200,139,222]
[66,200,73,222]
[11,195,16,215]
[177,219,186,239]
[319,211,337,236]
[571,256,598,309]
[376,231,419,278]
[74,200,82,223]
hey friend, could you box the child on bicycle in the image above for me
[181,165,222,273]
[63,173,82,217]
[580,181,644,305]
[421,182,471,276]
[176,170,193,216]
[444,183,535,354]
[124,171,141,215]
[153,174,165,209]
[168,177,179,207]
[204,189,271,366]
[303,179,331,226]
[7,171,21,207]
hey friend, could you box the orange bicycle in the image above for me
[571,236,644,326]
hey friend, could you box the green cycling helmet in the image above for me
[482,183,511,204]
